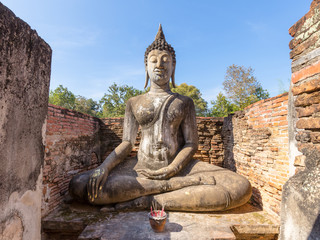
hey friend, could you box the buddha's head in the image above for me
[144,25,176,88]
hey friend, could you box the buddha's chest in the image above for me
[132,96,185,127]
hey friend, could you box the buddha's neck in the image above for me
[149,82,172,94]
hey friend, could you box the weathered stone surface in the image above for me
[42,202,278,240]
[79,211,236,240]
[294,155,306,167]
[0,215,23,240]
[294,91,320,107]
[0,2,51,239]
[231,225,279,240]
[280,150,320,240]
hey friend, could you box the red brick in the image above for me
[273,116,287,122]
[296,104,320,117]
[292,60,320,84]
[271,110,288,117]
[294,91,320,107]
[296,117,320,129]
[292,76,320,95]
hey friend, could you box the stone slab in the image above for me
[42,202,278,240]
[79,211,236,240]
[231,225,279,240]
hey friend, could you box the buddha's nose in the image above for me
[156,59,164,68]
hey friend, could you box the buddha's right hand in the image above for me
[87,167,108,202]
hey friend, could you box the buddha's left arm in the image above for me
[139,98,198,180]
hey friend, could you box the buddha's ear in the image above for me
[144,70,149,89]
[171,64,176,88]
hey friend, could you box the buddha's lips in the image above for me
[154,68,165,73]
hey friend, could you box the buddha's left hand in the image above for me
[137,167,176,180]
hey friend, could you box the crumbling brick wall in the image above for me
[280,2,320,238]
[288,0,320,173]
[42,105,101,216]
[223,93,289,219]
[195,117,224,166]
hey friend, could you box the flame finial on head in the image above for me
[155,24,166,41]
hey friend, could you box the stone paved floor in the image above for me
[42,203,279,240]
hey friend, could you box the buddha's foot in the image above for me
[199,175,216,185]
[166,174,215,192]
[115,196,152,211]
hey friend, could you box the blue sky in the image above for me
[1,0,312,105]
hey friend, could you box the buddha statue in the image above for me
[69,25,252,211]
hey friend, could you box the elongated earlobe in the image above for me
[144,71,149,89]
[171,67,176,88]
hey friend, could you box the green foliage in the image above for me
[209,92,239,117]
[171,83,208,116]
[100,83,143,117]
[74,96,101,117]
[49,85,76,110]
[223,64,269,110]
[49,85,100,117]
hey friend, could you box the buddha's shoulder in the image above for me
[174,93,195,106]
[127,93,147,104]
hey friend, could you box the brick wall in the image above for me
[195,117,224,165]
[42,105,102,217]
[223,93,289,219]
[280,2,320,238]
[289,0,320,173]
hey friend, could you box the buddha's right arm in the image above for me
[88,98,139,201]
[99,140,133,173]
[100,98,139,173]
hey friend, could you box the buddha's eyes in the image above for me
[148,54,171,63]
[149,56,157,63]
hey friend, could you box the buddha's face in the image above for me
[147,49,174,86]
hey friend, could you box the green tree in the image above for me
[223,64,269,110]
[209,92,239,117]
[100,83,143,117]
[171,83,208,116]
[49,85,76,109]
[74,96,101,117]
